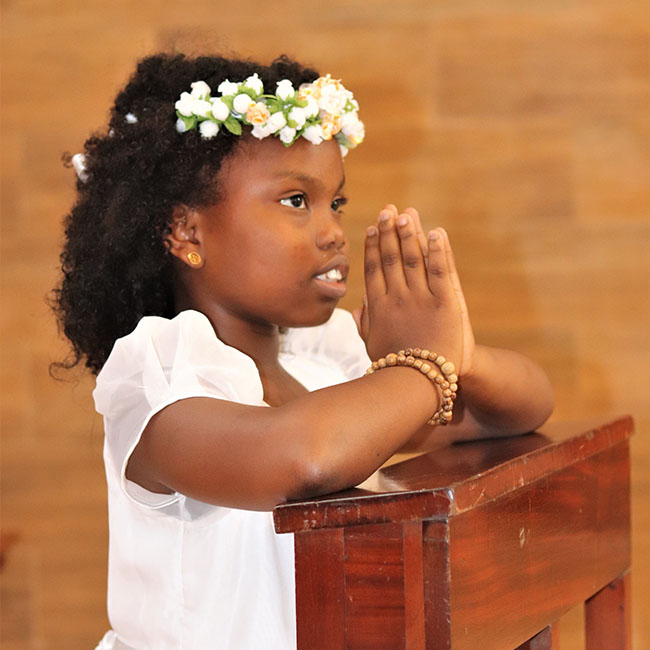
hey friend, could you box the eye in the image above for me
[331,197,348,213]
[280,194,307,209]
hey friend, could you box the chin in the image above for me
[279,300,339,329]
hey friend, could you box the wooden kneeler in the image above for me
[274,417,633,650]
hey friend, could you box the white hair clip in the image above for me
[71,153,88,183]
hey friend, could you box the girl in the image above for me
[54,53,553,650]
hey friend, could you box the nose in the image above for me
[315,213,346,251]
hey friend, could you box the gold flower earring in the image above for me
[187,251,202,265]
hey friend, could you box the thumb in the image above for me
[351,306,363,335]
[351,294,369,338]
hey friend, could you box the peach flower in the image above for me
[320,114,342,140]
[246,102,271,126]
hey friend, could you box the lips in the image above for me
[312,254,349,298]
[313,254,349,283]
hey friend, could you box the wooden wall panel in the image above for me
[1,1,648,648]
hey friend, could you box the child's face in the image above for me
[196,136,349,329]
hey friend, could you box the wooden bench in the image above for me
[274,416,633,649]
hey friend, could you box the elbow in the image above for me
[533,374,555,430]
[515,377,554,435]
[288,454,342,501]
[284,425,356,501]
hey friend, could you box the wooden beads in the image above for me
[366,347,459,426]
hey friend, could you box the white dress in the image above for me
[93,308,370,650]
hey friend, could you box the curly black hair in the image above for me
[53,53,319,375]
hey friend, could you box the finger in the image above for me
[396,212,428,290]
[377,204,399,230]
[361,294,370,336]
[439,228,467,310]
[351,296,370,339]
[439,228,475,375]
[364,224,386,298]
[351,306,363,334]
[404,207,428,258]
[378,208,408,293]
[426,228,451,302]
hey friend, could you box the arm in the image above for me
[129,366,439,511]
[354,204,553,451]
[400,344,554,451]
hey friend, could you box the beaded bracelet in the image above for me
[365,348,458,425]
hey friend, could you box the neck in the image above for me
[174,287,282,369]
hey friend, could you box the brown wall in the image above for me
[1,1,648,648]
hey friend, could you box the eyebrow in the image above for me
[273,170,346,192]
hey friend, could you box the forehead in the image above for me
[219,136,345,191]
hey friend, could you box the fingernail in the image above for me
[366,225,378,237]
[397,215,408,227]
[378,212,390,223]
[428,231,438,241]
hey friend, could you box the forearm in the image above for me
[278,366,441,497]
[138,364,442,511]
[460,344,554,434]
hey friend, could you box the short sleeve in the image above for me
[281,309,371,380]
[93,310,264,508]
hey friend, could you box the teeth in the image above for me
[316,268,343,282]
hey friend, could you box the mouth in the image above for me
[313,255,349,298]
[315,267,345,283]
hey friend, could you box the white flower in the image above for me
[175,92,195,117]
[341,112,361,135]
[304,96,319,118]
[190,81,211,99]
[287,106,307,129]
[243,73,264,96]
[279,126,297,144]
[191,99,213,118]
[267,111,287,133]
[233,93,254,114]
[125,112,138,124]
[318,85,350,115]
[341,113,365,144]
[251,123,273,140]
[175,118,189,133]
[199,120,220,139]
[210,98,230,122]
[217,79,239,96]
[276,80,295,101]
[302,124,324,145]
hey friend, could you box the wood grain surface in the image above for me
[1,1,648,648]
[284,418,632,649]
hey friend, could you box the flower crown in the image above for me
[174,73,364,156]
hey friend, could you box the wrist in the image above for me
[366,348,458,425]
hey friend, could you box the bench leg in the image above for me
[585,573,631,650]
[515,623,559,650]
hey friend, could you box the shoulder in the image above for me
[93,310,262,416]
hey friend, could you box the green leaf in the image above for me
[224,117,243,135]
[177,113,197,131]
[265,98,280,113]
[220,95,234,111]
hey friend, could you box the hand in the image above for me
[352,204,471,374]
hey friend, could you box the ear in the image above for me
[166,205,205,269]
